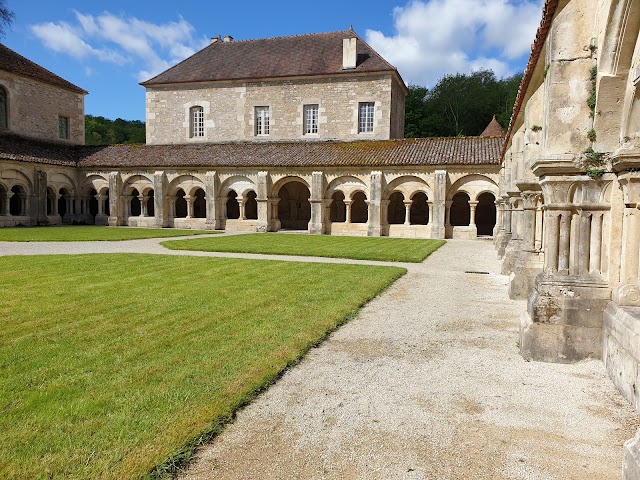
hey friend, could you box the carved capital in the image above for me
[613,284,640,307]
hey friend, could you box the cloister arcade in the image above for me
[0,167,499,238]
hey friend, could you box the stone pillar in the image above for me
[205,171,218,230]
[256,171,269,232]
[403,201,411,225]
[140,195,147,217]
[185,195,194,219]
[345,200,352,224]
[427,201,433,225]
[309,171,325,235]
[444,201,452,226]
[270,198,281,232]
[431,170,447,239]
[96,194,105,215]
[153,171,168,228]
[4,192,13,216]
[33,170,48,225]
[238,198,246,220]
[108,172,123,226]
[469,201,478,231]
[169,196,176,219]
[367,171,383,237]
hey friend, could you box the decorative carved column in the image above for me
[430,169,447,239]
[97,194,105,216]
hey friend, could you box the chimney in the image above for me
[342,38,357,70]
[223,35,234,43]
[211,35,222,44]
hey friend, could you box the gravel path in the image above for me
[177,239,638,480]
[2,235,637,478]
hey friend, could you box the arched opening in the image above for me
[387,191,405,224]
[130,189,141,217]
[351,192,368,223]
[410,192,429,225]
[103,190,110,216]
[245,191,257,220]
[58,188,69,218]
[193,188,206,218]
[175,189,187,218]
[0,185,6,215]
[329,191,346,222]
[277,180,311,230]
[9,185,26,216]
[0,85,7,129]
[226,191,240,219]
[476,192,496,236]
[88,189,98,217]
[46,187,55,216]
[450,192,471,226]
[146,190,155,217]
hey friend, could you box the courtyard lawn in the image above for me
[0,225,216,242]
[0,254,404,479]
[162,233,445,262]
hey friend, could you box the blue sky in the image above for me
[2,0,543,121]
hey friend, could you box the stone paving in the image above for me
[2,235,638,479]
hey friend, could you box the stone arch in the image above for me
[174,189,187,218]
[122,174,153,195]
[9,184,27,216]
[193,188,206,219]
[383,175,431,201]
[130,188,141,217]
[226,190,240,219]
[168,174,205,196]
[388,191,406,225]
[450,192,471,226]
[220,175,256,198]
[329,191,346,223]
[476,192,497,236]
[600,0,640,76]
[325,176,368,200]
[447,174,498,201]
[2,168,32,193]
[351,191,368,224]
[146,189,155,217]
[244,190,258,220]
[275,178,311,230]
[272,176,311,197]
[410,191,429,225]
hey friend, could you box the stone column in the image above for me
[270,198,281,232]
[108,172,123,226]
[4,192,13,216]
[185,195,194,218]
[239,198,246,220]
[345,200,352,224]
[469,201,478,228]
[444,200,452,226]
[427,201,433,225]
[140,195,147,217]
[33,170,48,225]
[367,171,383,237]
[97,194,105,216]
[403,201,411,225]
[256,171,269,232]
[169,196,176,219]
[431,170,447,239]
[153,171,167,228]
[309,171,325,235]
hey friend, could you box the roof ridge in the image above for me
[216,29,354,44]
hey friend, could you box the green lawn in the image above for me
[0,254,404,479]
[0,226,216,242]
[162,233,445,262]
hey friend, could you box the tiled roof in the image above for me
[502,0,559,160]
[0,133,78,166]
[0,43,87,94]
[141,30,402,86]
[480,115,505,137]
[77,137,502,169]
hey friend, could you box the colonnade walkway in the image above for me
[2,236,638,478]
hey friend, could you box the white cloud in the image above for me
[30,12,209,81]
[366,0,542,87]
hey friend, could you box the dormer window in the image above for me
[190,106,204,138]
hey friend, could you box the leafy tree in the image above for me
[85,115,145,145]
[404,70,523,138]
[0,0,14,38]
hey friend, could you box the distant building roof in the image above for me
[0,43,87,95]
[141,30,404,88]
[480,115,505,137]
[1,133,503,169]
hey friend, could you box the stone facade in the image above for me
[498,0,640,474]
[145,74,404,144]
[0,70,85,145]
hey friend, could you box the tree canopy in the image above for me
[0,0,14,38]
[404,70,522,138]
[85,115,146,145]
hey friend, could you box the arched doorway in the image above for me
[9,185,26,216]
[193,188,206,218]
[410,192,429,225]
[146,190,154,217]
[58,188,69,218]
[351,192,368,223]
[175,190,187,218]
[476,192,496,236]
[450,192,470,226]
[130,189,141,217]
[245,191,257,220]
[277,180,311,230]
[226,191,240,219]
[88,189,98,218]
[387,192,405,224]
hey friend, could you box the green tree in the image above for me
[0,0,14,38]
[85,115,145,145]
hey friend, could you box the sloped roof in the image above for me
[480,115,505,137]
[0,43,87,94]
[141,30,401,86]
[77,137,502,169]
[0,133,78,166]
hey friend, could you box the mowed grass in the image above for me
[162,233,445,262]
[0,254,404,479]
[0,226,215,242]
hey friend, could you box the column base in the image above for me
[255,220,268,233]
[501,238,521,275]
[520,277,610,363]
[309,222,324,235]
[624,429,640,479]
[496,232,511,259]
[367,223,382,237]
[508,251,543,299]
[108,215,124,227]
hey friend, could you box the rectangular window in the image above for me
[58,116,69,139]
[255,106,270,136]
[190,106,204,138]
[303,104,319,135]
[358,102,375,134]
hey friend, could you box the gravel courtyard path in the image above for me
[178,239,639,480]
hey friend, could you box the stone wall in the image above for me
[145,74,404,144]
[0,71,85,145]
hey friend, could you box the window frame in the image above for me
[303,104,319,135]
[358,102,375,134]
[189,105,205,138]
[58,116,69,140]
[255,106,270,136]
